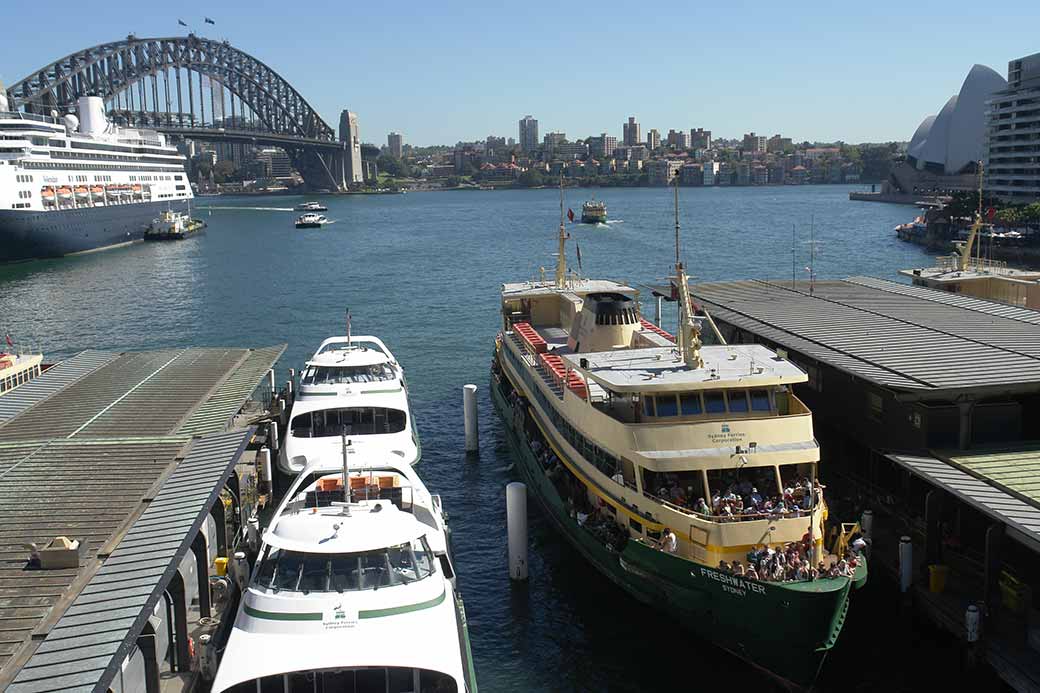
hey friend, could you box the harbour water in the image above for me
[0,186,966,691]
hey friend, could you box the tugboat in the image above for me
[143,209,205,241]
[295,213,329,229]
[295,201,329,212]
[580,198,607,224]
[490,180,867,689]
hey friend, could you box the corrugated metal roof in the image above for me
[178,345,285,436]
[690,278,1040,393]
[887,453,1040,553]
[7,430,251,693]
[944,448,1040,508]
[0,351,117,425]
[0,439,185,676]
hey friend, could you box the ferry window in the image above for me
[272,551,305,591]
[680,393,703,415]
[750,389,771,411]
[704,391,726,414]
[727,391,749,413]
[655,394,678,417]
[299,556,331,593]
[291,407,406,437]
[642,396,654,418]
[302,363,394,385]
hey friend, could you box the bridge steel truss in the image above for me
[5,35,348,189]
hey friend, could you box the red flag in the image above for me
[567,208,575,222]
[985,207,996,221]
[4,335,12,349]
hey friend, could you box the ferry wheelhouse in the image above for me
[280,335,420,475]
[0,351,43,395]
[490,191,866,687]
[212,455,476,692]
[0,93,193,262]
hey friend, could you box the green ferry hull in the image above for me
[491,375,854,689]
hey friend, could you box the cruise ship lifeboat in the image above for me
[131,184,143,196]
[41,187,56,205]
[90,185,104,199]
[74,186,89,200]
[57,186,73,201]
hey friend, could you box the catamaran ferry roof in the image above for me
[567,344,808,393]
[264,502,425,554]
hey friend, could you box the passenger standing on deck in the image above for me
[660,528,678,554]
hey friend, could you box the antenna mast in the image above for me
[672,176,703,369]
[555,175,567,288]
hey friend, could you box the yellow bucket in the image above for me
[928,564,949,593]
[214,556,229,577]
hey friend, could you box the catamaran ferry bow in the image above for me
[0,93,192,262]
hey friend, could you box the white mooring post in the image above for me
[655,295,663,326]
[258,447,272,493]
[860,509,874,539]
[463,384,479,453]
[899,535,913,593]
[965,604,980,643]
[269,420,279,453]
[267,368,276,397]
[506,482,528,580]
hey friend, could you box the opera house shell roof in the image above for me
[907,64,1007,175]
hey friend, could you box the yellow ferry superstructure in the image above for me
[497,277,826,567]
[0,351,43,396]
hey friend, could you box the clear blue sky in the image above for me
[3,0,1038,147]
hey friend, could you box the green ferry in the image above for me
[490,189,866,688]
[580,199,607,224]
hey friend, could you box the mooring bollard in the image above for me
[464,384,478,453]
[269,420,279,453]
[655,295,663,326]
[899,535,913,593]
[506,482,528,580]
[286,379,294,401]
[267,368,276,396]
[860,509,873,539]
[965,604,980,643]
[258,447,272,494]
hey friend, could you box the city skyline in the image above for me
[3,1,1040,146]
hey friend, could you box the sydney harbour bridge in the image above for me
[4,34,351,190]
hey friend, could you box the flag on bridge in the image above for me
[178,19,188,27]
[205,17,216,24]
[567,208,574,223]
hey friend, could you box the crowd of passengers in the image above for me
[717,535,863,581]
[646,469,823,522]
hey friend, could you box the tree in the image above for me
[445,175,463,188]
[213,160,237,184]
[377,154,411,178]
[517,169,545,188]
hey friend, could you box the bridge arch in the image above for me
[6,34,335,141]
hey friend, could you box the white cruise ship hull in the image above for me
[0,199,193,262]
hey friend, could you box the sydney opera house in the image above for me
[884,64,1007,198]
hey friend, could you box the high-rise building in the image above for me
[542,132,566,158]
[646,128,661,150]
[589,133,618,158]
[519,115,539,152]
[690,128,711,149]
[666,129,690,150]
[742,132,767,154]
[987,52,1040,202]
[623,116,641,146]
[387,132,404,159]
[338,110,364,185]
[647,159,683,186]
[767,134,792,153]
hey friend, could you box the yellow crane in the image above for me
[957,160,986,272]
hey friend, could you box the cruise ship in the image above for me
[0,91,192,262]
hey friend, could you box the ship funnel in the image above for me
[0,82,8,112]
[76,96,107,136]
[566,292,640,353]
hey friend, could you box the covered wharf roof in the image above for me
[0,345,283,687]
[689,276,1040,395]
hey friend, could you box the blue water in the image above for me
[0,186,946,691]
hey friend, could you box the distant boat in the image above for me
[295,213,328,229]
[581,199,607,224]
[144,210,205,241]
[295,201,328,212]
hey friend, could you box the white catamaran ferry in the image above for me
[211,453,477,692]
[0,91,192,262]
[280,334,420,475]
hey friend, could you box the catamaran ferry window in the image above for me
[291,407,407,438]
[254,538,435,593]
[225,668,458,693]
[317,339,388,356]
[301,363,396,385]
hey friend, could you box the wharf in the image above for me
[687,277,1040,691]
[0,345,285,693]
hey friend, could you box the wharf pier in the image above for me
[687,277,1040,691]
[0,345,285,693]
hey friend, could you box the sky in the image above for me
[3,0,1039,147]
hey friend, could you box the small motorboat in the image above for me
[295,213,328,229]
[295,201,328,212]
